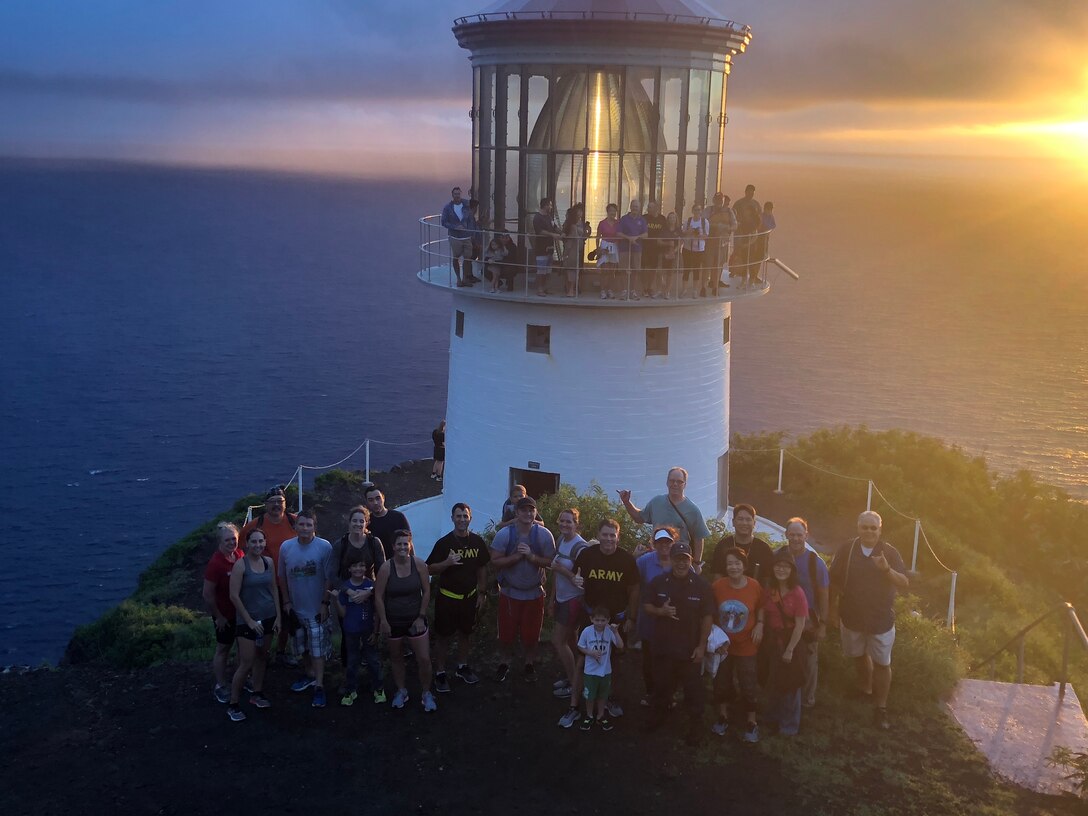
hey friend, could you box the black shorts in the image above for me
[236,616,277,641]
[213,619,237,645]
[434,591,478,637]
[388,618,429,640]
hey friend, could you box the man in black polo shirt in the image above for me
[426,503,489,692]
[643,540,714,744]
[708,503,776,585]
[365,485,411,559]
[573,518,639,716]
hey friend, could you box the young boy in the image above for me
[333,560,385,705]
[577,606,624,731]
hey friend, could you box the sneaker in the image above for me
[523,663,537,682]
[712,717,729,737]
[311,687,326,708]
[874,707,891,731]
[598,716,614,731]
[579,716,594,731]
[455,665,480,685]
[557,707,580,729]
[290,676,316,693]
[340,691,358,707]
[606,700,624,718]
[743,722,760,743]
[213,684,230,704]
[553,678,569,690]
[391,688,409,709]
[249,693,272,709]
[243,679,255,694]
[422,691,438,712]
[552,682,572,699]
[434,672,451,694]
[372,689,387,704]
[494,663,510,683]
[226,704,246,722]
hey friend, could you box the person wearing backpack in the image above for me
[551,508,589,728]
[489,496,556,683]
[239,487,298,663]
[775,517,829,709]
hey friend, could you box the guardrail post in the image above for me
[946,571,957,631]
[866,480,873,511]
[911,519,921,573]
[365,439,371,484]
[297,467,303,513]
[244,507,253,525]
[774,448,784,494]
[1060,611,1071,704]
[1016,634,1025,684]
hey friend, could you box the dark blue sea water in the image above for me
[2,156,1085,665]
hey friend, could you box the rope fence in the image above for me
[733,445,959,629]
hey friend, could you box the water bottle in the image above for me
[255,629,264,648]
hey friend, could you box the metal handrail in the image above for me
[969,602,1088,703]
[454,11,752,36]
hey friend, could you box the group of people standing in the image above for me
[203,469,908,744]
[441,184,776,300]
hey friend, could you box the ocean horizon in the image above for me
[1,154,1085,665]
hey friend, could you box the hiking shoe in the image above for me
[391,688,409,709]
[311,687,326,708]
[290,676,316,693]
[422,691,438,712]
[249,693,272,709]
[243,679,255,694]
[455,665,479,685]
[340,691,358,707]
[553,678,569,690]
[227,704,246,722]
[213,684,230,704]
[874,707,891,731]
[494,663,510,683]
[552,681,572,699]
[557,707,580,729]
[372,689,387,704]
[743,722,760,743]
[523,663,537,682]
[434,672,451,694]
[712,717,729,737]
[598,716,614,731]
[579,716,594,731]
[606,700,624,718]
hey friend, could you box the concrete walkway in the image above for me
[947,679,1088,797]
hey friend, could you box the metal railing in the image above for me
[419,214,781,302]
[454,11,751,36]
[970,602,1088,703]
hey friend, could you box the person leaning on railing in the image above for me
[561,203,590,298]
[595,203,621,299]
[660,212,682,299]
[682,203,710,298]
[643,201,668,299]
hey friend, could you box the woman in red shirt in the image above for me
[763,553,809,736]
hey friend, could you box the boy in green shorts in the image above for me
[577,606,624,731]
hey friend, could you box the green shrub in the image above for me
[67,601,212,668]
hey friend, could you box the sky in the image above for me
[1,0,1086,176]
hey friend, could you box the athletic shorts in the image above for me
[448,236,473,259]
[840,624,895,666]
[236,616,277,642]
[293,615,332,658]
[583,674,612,702]
[434,592,478,637]
[212,619,237,646]
[553,597,584,628]
[387,618,429,641]
[497,594,545,647]
[535,254,551,273]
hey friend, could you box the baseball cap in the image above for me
[653,529,675,542]
[671,540,693,557]
[515,496,537,510]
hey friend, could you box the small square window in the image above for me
[526,324,550,354]
[455,310,465,338]
[723,316,731,345]
[646,327,668,356]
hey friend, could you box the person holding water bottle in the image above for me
[226,528,282,721]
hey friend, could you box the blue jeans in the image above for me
[769,686,802,735]
[344,631,382,692]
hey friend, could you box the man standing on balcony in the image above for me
[532,198,563,296]
[618,199,648,300]
[441,186,479,287]
[829,510,909,731]
[732,184,762,287]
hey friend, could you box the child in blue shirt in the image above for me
[334,560,384,704]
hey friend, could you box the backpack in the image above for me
[257,511,297,530]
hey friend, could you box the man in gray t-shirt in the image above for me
[488,496,556,682]
[618,467,711,569]
[278,510,336,706]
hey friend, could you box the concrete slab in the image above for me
[947,679,1088,798]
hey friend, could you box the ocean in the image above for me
[1,155,1085,665]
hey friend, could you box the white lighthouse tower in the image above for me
[405,1,782,544]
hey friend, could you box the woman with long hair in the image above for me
[595,203,621,299]
[562,204,590,297]
[550,508,589,728]
[226,528,281,721]
[762,553,809,736]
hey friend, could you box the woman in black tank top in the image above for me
[374,530,437,711]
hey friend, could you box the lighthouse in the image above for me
[405,1,781,544]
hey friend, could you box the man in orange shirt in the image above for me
[239,487,297,660]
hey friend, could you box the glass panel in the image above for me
[553,67,588,150]
[554,153,584,218]
[479,65,494,148]
[620,152,653,208]
[686,69,710,153]
[526,67,551,148]
[524,151,549,233]
[709,70,725,158]
[659,68,685,152]
[475,148,493,225]
[624,67,656,152]
[660,154,679,218]
[504,150,520,234]
[473,67,481,148]
[585,152,620,237]
[683,155,701,213]
[705,154,722,202]
[503,69,521,149]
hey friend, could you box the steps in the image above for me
[947,679,1088,797]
